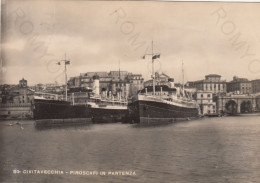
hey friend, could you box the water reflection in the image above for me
[35,123,93,131]
[1,116,260,183]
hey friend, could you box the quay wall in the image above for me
[0,103,33,119]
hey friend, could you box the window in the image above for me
[201,94,203,98]
[207,94,211,98]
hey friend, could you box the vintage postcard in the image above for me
[1,0,260,183]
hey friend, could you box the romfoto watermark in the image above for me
[110,7,162,74]
[110,7,149,52]
[4,1,65,81]
[211,7,260,77]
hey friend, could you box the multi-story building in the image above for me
[128,74,144,97]
[68,71,144,98]
[4,78,35,104]
[187,74,226,94]
[196,90,216,115]
[227,76,252,94]
[144,72,170,87]
[0,79,34,119]
[0,84,15,103]
[34,82,65,94]
[252,79,260,94]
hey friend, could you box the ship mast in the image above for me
[119,59,121,99]
[142,40,160,97]
[182,60,185,98]
[152,41,155,96]
[57,54,70,101]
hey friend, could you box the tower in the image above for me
[19,78,27,88]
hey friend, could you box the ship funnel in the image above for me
[93,75,100,96]
[177,87,180,97]
[101,88,106,98]
[109,91,112,99]
[117,91,121,101]
[168,78,174,88]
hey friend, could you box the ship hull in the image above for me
[90,107,129,123]
[33,99,91,120]
[129,100,199,124]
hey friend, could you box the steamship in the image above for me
[33,57,92,124]
[87,96,128,123]
[129,42,199,124]
[129,81,199,124]
[33,95,92,121]
[83,75,129,123]
[33,61,129,124]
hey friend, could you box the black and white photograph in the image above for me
[1,0,260,182]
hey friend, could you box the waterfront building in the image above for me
[127,74,144,97]
[7,78,35,104]
[196,90,216,115]
[34,82,65,94]
[144,72,170,87]
[187,74,226,94]
[252,79,260,94]
[68,71,144,98]
[256,95,260,111]
[0,84,15,103]
[227,76,252,94]
[0,78,34,119]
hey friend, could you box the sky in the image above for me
[1,0,260,85]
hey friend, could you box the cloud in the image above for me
[2,0,260,84]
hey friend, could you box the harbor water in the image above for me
[0,115,260,183]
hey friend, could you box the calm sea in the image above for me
[1,115,260,183]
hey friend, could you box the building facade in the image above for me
[252,79,260,94]
[0,79,34,119]
[144,72,170,87]
[187,74,226,94]
[68,71,144,98]
[227,76,252,94]
[196,90,216,115]
[8,78,35,104]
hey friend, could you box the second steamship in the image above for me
[76,75,129,123]
[129,42,199,124]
